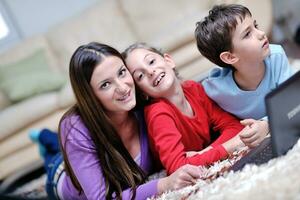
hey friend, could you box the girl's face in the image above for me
[125,48,176,98]
[90,56,136,114]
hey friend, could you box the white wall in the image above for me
[272,0,300,42]
[0,0,100,51]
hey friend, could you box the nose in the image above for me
[146,68,156,77]
[257,29,266,40]
[115,80,127,94]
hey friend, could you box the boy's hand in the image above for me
[239,119,269,148]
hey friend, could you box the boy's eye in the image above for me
[100,82,110,89]
[254,20,259,29]
[149,59,155,65]
[244,30,251,38]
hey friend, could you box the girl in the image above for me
[37,42,201,200]
[123,43,246,175]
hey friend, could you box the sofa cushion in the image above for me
[119,0,212,52]
[46,0,137,72]
[0,36,60,72]
[0,90,10,110]
[0,49,66,102]
[57,81,76,109]
[0,92,60,141]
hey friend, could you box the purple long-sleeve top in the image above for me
[59,110,158,200]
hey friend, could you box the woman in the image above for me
[122,43,247,175]
[37,42,201,200]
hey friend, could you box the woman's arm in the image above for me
[61,120,159,200]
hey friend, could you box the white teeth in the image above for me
[118,92,130,101]
[154,72,165,86]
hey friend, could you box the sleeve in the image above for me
[273,45,295,85]
[145,104,228,175]
[60,120,158,200]
[196,84,244,147]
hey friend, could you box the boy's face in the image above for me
[230,14,270,64]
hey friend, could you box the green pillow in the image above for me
[0,49,49,81]
[0,49,66,102]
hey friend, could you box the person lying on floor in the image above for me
[30,42,201,200]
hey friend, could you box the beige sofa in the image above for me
[0,0,273,181]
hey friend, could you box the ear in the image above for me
[163,53,176,69]
[220,51,239,65]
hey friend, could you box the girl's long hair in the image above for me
[58,42,146,200]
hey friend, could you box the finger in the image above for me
[238,126,251,136]
[183,165,202,179]
[249,141,260,148]
[173,180,193,190]
[240,118,255,126]
[241,134,259,144]
[240,127,256,138]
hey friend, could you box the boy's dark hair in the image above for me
[195,4,252,69]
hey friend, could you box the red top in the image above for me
[145,81,244,174]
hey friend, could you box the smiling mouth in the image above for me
[153,72,165,87]
[117,90,131,101]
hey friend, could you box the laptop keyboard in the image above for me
[248,143,273,165]
[231,137,273,171]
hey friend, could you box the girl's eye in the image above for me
[136,73,144,81]
[100,82,110,89]
[254,22,259,29]
[119,68,127,77]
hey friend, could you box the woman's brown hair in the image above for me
[59,42,146,200]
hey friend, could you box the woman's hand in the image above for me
[239,119,269,148]
[157,164,202,193]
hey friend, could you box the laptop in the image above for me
[231,70,300,171]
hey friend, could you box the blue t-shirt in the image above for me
[202,44,294,120]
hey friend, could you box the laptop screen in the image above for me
[265,70,300,157]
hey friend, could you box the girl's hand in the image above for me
[186,146,213,157]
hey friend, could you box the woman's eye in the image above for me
[100,82,110,89]
[254,22,259,29]
[119,68,127,77]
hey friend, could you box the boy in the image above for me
[195,4,294,147]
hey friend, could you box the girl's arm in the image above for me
[145,106,228,175]
[198,84,244,146]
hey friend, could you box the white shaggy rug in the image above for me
[154,139,300,200]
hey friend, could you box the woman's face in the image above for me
[90,56,136,114]
[125,48,176,98]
